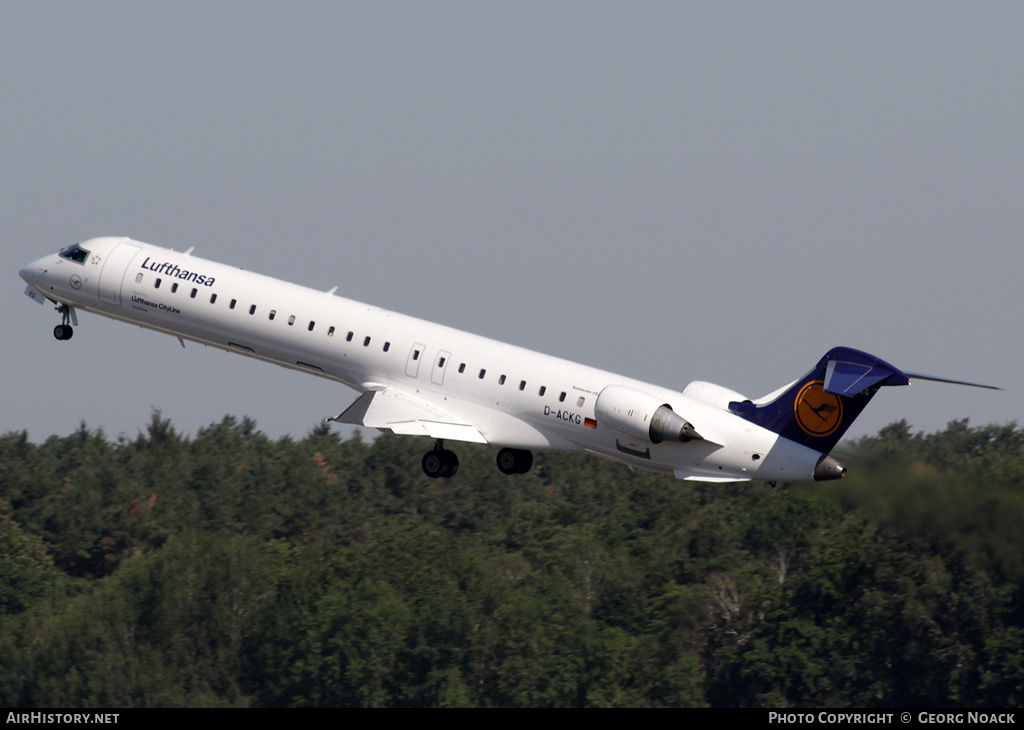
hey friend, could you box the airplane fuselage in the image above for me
[21,236,848,482]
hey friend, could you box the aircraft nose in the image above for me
[20,256,50,285]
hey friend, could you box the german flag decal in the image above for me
[793,380,843,438]
[584,418,597,429]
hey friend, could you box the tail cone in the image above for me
[814,455,846,481]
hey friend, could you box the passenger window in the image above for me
[458,363,466,374]
[249,304,256,315]
[479,369,486,379]
[210,294,217,304]
[559,392,566,402]
[308,321,315,332]
[499,375,506,385]
[230,299,237,309]
[288,315,295,326]
[539,386,547,396]
[154,278,162,288]
[135,273,143,284]
[519,381,526,391]
[577,397,585,407]
[190,288,197,299]
[171,283,178,293]
[363,336,371,346]
[346,332,354,341]
[438,357,446,368]
[269,310,276,320]
[383,342,390,352]
[328,326,335,336]
[412,350,420,360]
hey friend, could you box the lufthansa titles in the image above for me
[140,257,216,287]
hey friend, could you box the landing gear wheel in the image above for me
[53,324,73,341]
[441,450,459,478]
[422,451,443,478]
[497,448,533,475]
[422,447,459,478]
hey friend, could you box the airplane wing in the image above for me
[332,387,488,443]
[331,386,587,452]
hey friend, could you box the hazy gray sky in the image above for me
[3,2,1020,447]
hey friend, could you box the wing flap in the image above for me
[332,389,488,444]
[673,469,751,483]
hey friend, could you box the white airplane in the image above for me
[20,237,997,483]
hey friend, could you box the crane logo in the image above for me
[793,380,843,438]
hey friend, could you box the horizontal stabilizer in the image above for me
[903,371,1002,390]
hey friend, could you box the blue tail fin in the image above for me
[728,347,911,452]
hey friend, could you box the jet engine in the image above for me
[595,385,702,444]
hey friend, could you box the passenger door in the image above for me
[98,242,142,305]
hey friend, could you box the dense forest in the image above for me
[1,413,1022,707]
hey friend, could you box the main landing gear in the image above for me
[422,441,459,479]
[53,304,74,341]
[419,442,535,478]
[496,448,533,475]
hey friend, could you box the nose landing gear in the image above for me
[53,304,76,341]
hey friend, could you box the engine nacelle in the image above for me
[595,385,702,444]
[681,381,749,409]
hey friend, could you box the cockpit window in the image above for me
[59,243,90,264]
